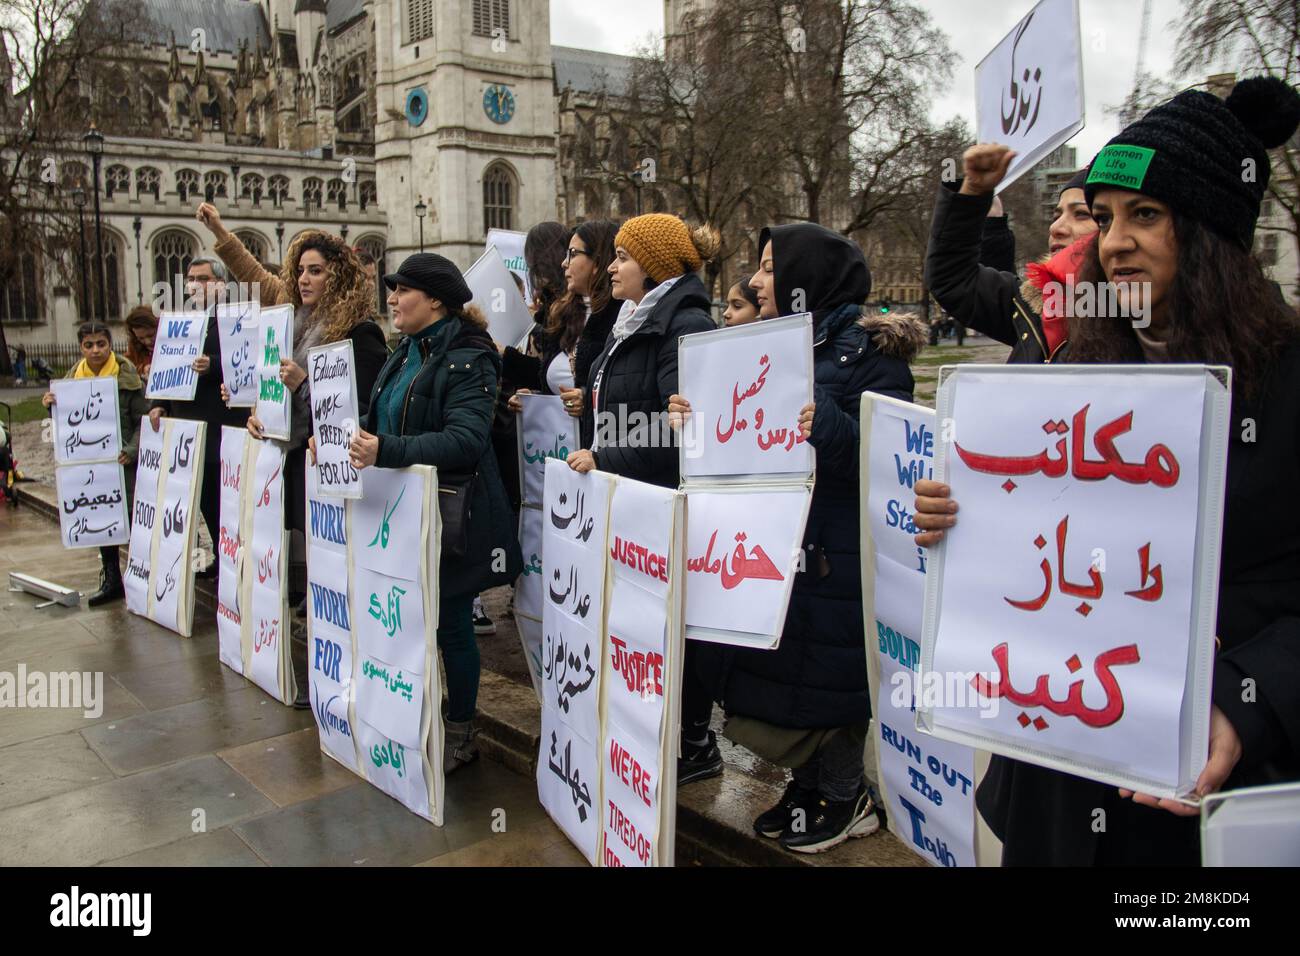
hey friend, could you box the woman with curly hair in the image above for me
[123,305,159,379]
[197,201,390,706]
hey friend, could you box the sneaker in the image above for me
[753,779,817,838]
[779,783,880,854]
[677,730,723,786]
[472,597,496,635]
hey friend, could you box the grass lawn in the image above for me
[2,395,47,425]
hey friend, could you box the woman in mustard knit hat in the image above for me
[566,212,723,783]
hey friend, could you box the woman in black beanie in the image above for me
[914,76,1300,865]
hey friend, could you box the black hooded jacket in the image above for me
[698,223,923,729]
[579,273,716,488]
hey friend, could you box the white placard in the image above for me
[249,572,287,698]
[486,227,531,309]
[354,565,428,677]
[356,720,431,820]
[466,245,534,349]
[538,705,601,864]
[518,393,576,507]
[146,312,206,400]
[352,466,427,578]
[355,652,424,749]
[861,394,978,867]
[217,427,247,673]
[51,378,121,464]
[677,314,815,480]
[255,304,294,440]
[139,418,205,637]
[516,510,545,620]
[919,366,1230,798]
[602,719,661,868]
[1202,783,1300,867]
[55,462,129,549]
[216,300,259,408]
[125,418,164,615]
[683,487,810,648]
[307,338,362,498]
[542,601,602,744]
[974,0,1085,192]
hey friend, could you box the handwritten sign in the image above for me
[244,438,290,701]
[861,394,978,867]
[125,417,164,615]
[51,378,121,465]
[55,462,129,549]
[918,365,1230,798]
[216,300,259,408]
[974,0,1085,191]
[307,339,361,498]
[255,304,294,441]
[146,312,206,400]
[466,245,533,349]
[677,314,815,479]
[216,427,246,675]
[487,227,532,311]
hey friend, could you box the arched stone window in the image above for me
[175,169,200,203]
[482,162,515,234]
[136,166,161,199]
[327,178,348,211]
[203,170,228,201]
[359,180,377,211]
[302,177,323,211]
[241,173,265,205]
[105,165,130,199]
[268,174,290,206]
[235,230,268,263]
[152,229,197,289]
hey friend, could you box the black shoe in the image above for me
[88,553,124,607]
[779,783,880,854]
[472,598,495,635]
[292,686,311,710]
[87,579,125,607]
[754,779,818,838]
[677,731,723,786]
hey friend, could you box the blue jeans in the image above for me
[438,591,479,722]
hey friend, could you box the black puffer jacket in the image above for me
[580,273,716,488]
[699,224,924,728]
[364,315,523,598]
[925,182,1066,364]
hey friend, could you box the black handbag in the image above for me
[437,470,477,559]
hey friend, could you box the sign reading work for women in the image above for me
[974,0,1085,191]
[860,394,977,867]
[307,339,361,498]
[256,304,294,441]
[919,365,1231,799]
[145,312,206,400]
[466,246,533,349]
[216,300,259,408]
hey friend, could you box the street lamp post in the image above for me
[83,125,107,321]
[275,221,285,262]
[340,223,349,243]
[414,198,427,253]
[230,163,240,207]
[132,216,143,304]
[71,186,90,319]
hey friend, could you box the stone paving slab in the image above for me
[0,730,115,813]
[110,652,247,712]
[99,828,267,867]
[418,817,587,868]
[0,755,276,866]
[0,675,146,750]
[217,728,360,809]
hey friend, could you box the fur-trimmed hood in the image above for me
[860,311,927,364]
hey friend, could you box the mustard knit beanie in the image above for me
[615,214,719,283]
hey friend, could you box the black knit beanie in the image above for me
[1085,76,1300,249]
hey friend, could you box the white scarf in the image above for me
[610,275,681,343]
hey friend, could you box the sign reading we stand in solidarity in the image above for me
[919,365,1231,800]
[676,314,815,649]
[50,378,129,550]
[144,312,205,401]
[860,394,978,867]
[536,458,686,866]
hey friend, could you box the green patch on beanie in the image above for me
[1087,145,1156,191]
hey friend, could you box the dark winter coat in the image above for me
[363,314,523,598]
[977,344,1300,866]
[580,273,716,488]
[925,182,1067,364]
[698,223,924,729]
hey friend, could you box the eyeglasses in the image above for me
[564,248,590,262]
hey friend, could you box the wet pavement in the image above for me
[0,501,585,867]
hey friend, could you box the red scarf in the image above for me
[1023,233,1097,357]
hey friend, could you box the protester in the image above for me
[346,252,522,771]
[13,345,27,385]
[43,322,150,605]
[671,223,924,853]
[503,222,585,397]
[914,76,1300,865]
[124,306,158,380]
[198,203,390,707]
[926,147,1098,363]
[566,213,720,782]
[146,257,249,581]
[722,274,761,327]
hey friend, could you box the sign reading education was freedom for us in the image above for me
[145,312,206,400]
[307,338,362,499]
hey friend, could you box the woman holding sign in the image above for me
[42,322,150,605]
[672,223,924,853]
[914,77,1300,865]
[347,252,523,772]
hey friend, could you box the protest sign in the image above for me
[51,378,121,465]
[675,315,815,649]
[307,338,362,498]
[145,311,206,400]
[537,459,685,866]
[216,300,259,408]
[918,365,1231,798]
[307,464,443,823]
[256,304,294,440]
[1202,782,1300,867]
[466,246,534,349]
[216,427,246,674]
[974,0,1085,191]
[487,227,531,307]
[51,379,128,549]
[860,393,978,867]
[125,417,205,637]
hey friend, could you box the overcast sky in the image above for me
[551,0,1232,165]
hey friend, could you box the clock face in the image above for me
[483,84,515,124]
